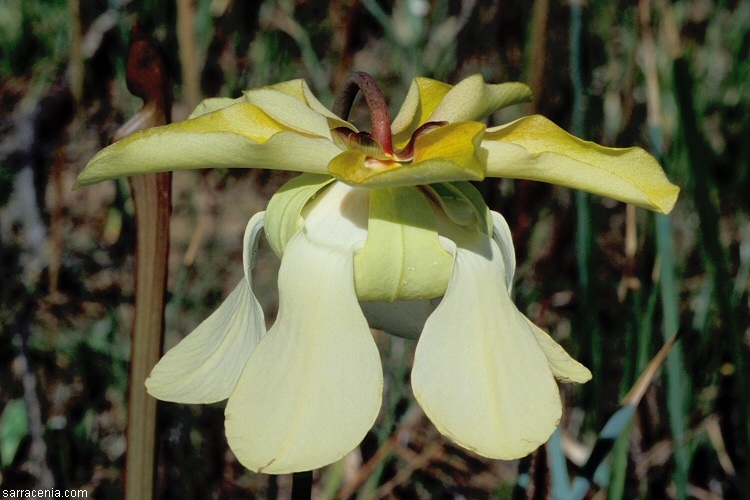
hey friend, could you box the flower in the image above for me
[76,73,679,474]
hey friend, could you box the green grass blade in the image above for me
[655,213,689,498]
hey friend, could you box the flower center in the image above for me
[332,72,446,170]
[331,121,446,165]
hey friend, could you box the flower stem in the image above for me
[333,72,394,155]
[120,23,172,500]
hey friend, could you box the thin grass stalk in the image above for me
[48,137,66,296]
[607,418,634,499]
[361,0,396,41]
[525,0,549,108]
[654,214,689,497]
[636,284,659,374]
[637,2,690,495]
[570,0,590,289]
[358,459,388,499]
[611,277,658,497]
[321,459,346,498]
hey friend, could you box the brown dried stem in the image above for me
[117,22,172,500]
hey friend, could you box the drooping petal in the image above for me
[412,233,562,460]
[328,122,486,188]
[526,319,592,384]
[483,115,680,213]
[74,103,341,188]
[353,187,453,301]
[494,210,593,383]
[224,191,382,473]
[429,74,534,124]
[145,213,267,404]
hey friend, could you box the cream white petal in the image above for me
[224,185,381,474]
[242,209,266,280]
[490,210,516,293]
[526,319,592,383]
[145,213,267,404]
[412,233,561,460]
[487,210,590,383]
[264,174,336,258]
[300,180,370,248]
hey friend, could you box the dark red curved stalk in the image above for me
[333,72,394,155]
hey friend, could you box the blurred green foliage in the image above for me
[0,399,28,469]
[0,0,70,81]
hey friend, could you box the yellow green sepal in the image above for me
[429,76,534,124]
[266,79,354,131]
[391,75,533,149]
[354,187,453,301]
[190,80,350,135]
[391,78,453,148]
[74,103,341,189]
[483,115,680,214]
[264,174,336,257]
[425,181,493,236]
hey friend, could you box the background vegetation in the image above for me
[1,0,749,497]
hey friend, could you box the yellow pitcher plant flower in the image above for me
[76,72,679,474]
